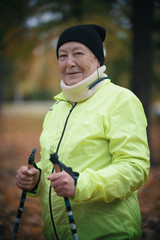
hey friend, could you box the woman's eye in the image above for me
[59,54,67,60]
[75,52,83,56]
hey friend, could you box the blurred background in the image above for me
[0,0,160,239]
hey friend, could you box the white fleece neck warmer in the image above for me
[60,65,107,102]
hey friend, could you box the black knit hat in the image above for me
[56,24,106,66]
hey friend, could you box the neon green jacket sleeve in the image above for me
[74,85,150,203]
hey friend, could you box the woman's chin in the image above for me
[64,76,84,86]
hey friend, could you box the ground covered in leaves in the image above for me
[0,103,160,240]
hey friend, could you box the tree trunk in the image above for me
[132,0,154,162]
[0,57,4,112]
[132,0,153,120]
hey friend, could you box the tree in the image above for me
[0,0,33,105]
[131,0,154,122]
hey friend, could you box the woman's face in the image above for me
[58,42,100,86]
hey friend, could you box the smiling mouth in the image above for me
[66,72,81,75]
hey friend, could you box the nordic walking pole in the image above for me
[49,151,79,240]
[11,148,37,240]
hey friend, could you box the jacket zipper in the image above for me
[49,102,77,240]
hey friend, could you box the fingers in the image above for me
[47,171,75,198]
[16,166,40,191]
[28,167,39,176]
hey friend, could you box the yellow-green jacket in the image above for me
[32,79,150,240]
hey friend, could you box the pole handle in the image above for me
[54,164,61,173]
[11,148,37,240]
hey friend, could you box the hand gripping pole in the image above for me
[11,148,37,240]
[49,151,79,240]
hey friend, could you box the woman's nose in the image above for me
[66,55,76,68]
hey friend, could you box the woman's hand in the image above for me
[47,171,75,198]
[16,166,40,191]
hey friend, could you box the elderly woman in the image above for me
[16,24,150,240]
